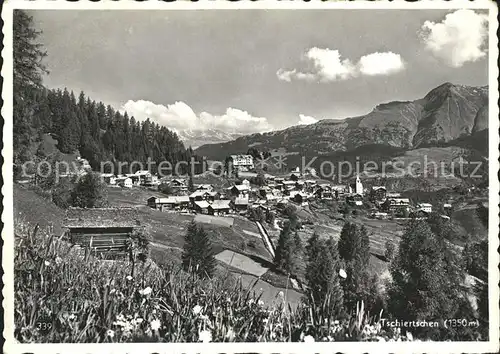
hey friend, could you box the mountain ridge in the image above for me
[194,82,489,160]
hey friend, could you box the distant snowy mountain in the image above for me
[175,128,246,149]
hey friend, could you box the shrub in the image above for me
[384,241,395,262]
[71,172,108,208]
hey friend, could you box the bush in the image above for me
[52,179,73,209]
[384,241,395,262]
[71,172,108,208]
[158,182,173,195]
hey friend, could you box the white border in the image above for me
[2,1,499,353]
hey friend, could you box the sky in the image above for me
[30,9,489,135]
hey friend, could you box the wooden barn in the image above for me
[63,208,144,259]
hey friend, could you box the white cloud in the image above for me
[277,48,404,83]
[121,100,272,135]
[298,114,319,125]
[420,9,488,68]
[358,52,405,76]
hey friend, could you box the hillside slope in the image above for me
[195,83,488,160]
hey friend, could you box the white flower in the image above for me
[192,305,203,315]
[106,329,115,338]
[44,260,51,266]
[139,287,152,296]
[248,299,255,305]
[258,300,264,306]
[198,329,212,343]
[110,289,116,295]
[55,257,62,265]
[278,291,284,298]
[339,269,347,279]
[225,327,235,341]
[406,331,413,341]
[304,335,315,343]
[116,314,125,322]
[150,319,161,331]
[126,275,133,281]
[68,314,76,321]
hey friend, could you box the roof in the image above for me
[194,200,210,209]
[190,190,209,198]
[230,154,253,159]
[388,198,410,204]
[196,184,212,190]
[234,197,249,205]
[372,186,387,191]
[418,203,433,207]
[157,196,190,204]
[63,208,140,228]
[134,170,151,176]
[209,200,231,209]
[229,184,250,191]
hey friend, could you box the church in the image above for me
[347,174,364,196]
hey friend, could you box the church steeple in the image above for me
[355,174,363,195]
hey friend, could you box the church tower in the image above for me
[355,174,363,195]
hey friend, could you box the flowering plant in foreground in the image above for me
[14,219,412,343]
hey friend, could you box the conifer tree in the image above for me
[274,221,298,275]
[388,219,475,340]
[305,234,344,320]
[181,222,216,278]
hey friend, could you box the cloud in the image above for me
[277,48,404,82]
[358,52,405,76]
[121,100,272,135]
[420,9,488,68]
[298,114,319,125]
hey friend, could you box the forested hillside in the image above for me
[13,10,197,175]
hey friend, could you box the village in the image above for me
[99,154,452,223]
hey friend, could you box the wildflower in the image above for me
[200,314,209,322]
[198,329,212,343]
[139,287,152,296]
[406,331,413,341]
[44,260,51,266]
[225,327,235,341]
[304,334,315,343]
[106,329,115,338]
[339,269,347,279]
[258,300,264,306]
[377,336,386,342]
[278,291,284,298]
[192,305,203,315]
[68,314,76,321]
[55,256,62,265]
[134,318,143,325]
[150,319,161,331]
[109,289,116,295]
[248,298,255,305]
[126,275,133,281]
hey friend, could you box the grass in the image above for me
[14,219,410,343]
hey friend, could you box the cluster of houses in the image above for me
[101,170,159,188]
[145,172,376,217]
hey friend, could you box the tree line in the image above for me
[14,10,200,178]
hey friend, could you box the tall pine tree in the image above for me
[181,222,216,279]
